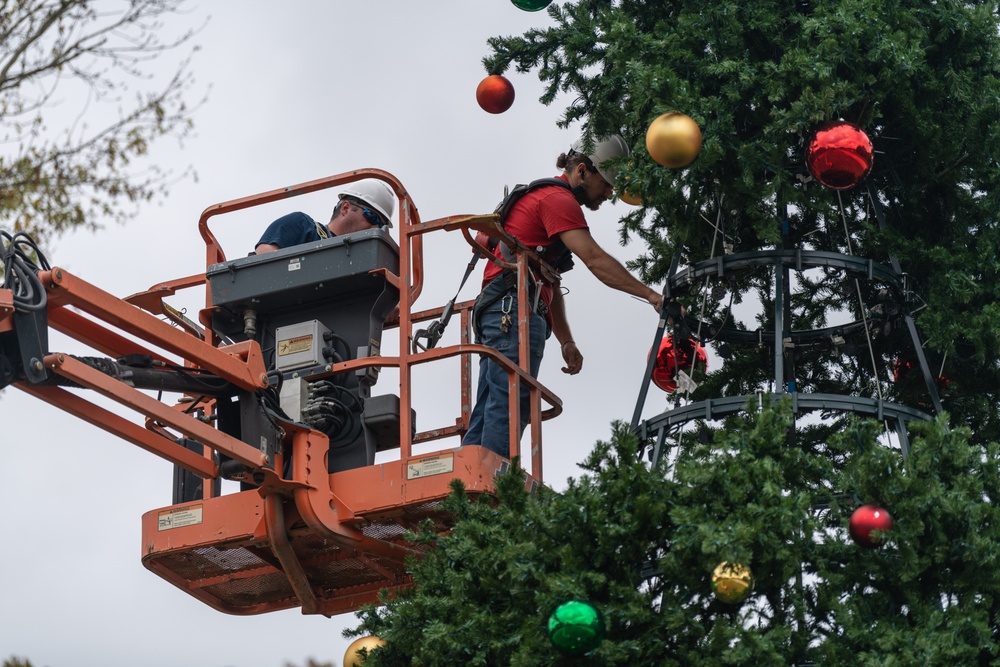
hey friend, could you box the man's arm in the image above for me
[548,284,582,374]
[254,212,316,255]
[558,228,663,312]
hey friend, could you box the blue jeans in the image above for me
[462,279,548,459]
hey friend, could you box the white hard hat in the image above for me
[338,179,395,228]
[569,134,630,185]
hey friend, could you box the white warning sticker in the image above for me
[406,453,455,480]
[157,505,204,531]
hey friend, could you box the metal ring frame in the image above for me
[634,247,937,466]
[672,249,905,345]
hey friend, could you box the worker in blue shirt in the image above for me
[255,179,395,253]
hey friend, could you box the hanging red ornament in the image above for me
[651,335,708,393]
[476,74,515,114]
[893,357,950,393]
[806,121,874,190]
[512,0,553,10]
[645,113,702,168]
[849,504,892,548]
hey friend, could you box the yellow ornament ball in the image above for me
[712,561,753,605]
[619,186,643,206]
[645,112,702,168]
[344,635,386,667]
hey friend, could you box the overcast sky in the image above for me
[0,3,678,666]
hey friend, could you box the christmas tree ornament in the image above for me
[849,504,892,548]
[476,74,515,114]
[343,635,386,667]
[645,112,702,168]
[893,357,950,393]
[511,0,553,10]
[651,334,708,393]
[712,562,753,604]
[806,121,874,190]
[547,600,605,655]
[619,179,642,206]
[619,189,642,206]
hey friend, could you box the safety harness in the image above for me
[412,178,576,352]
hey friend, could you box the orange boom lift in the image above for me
[0,169,561,616]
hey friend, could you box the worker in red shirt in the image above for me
[462,134,664,458]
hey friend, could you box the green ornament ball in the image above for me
[511,0,553,11]
[547,600,605,655]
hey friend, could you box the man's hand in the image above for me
[647,290,664,313]
[560,340,583,375]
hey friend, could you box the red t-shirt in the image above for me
[482,175,589,307]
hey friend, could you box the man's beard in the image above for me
[571,184,603,211]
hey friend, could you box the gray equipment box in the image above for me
[205,228,402,473]
[207,228,399,321]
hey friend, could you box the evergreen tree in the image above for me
[350,1,1000,664]
[481,0,1000,440]
[352,409,1000,665]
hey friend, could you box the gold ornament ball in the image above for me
[712,561,753,605]
[344,635,386,667]
[619,183,643,206]
[645,112,702,168]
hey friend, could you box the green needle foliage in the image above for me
[351,407,1000,665]
[350,1,1000,665]
[482,0,1000,440]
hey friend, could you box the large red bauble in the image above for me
[651,335,708,393]
[806,121,874,190]
[476,74,515,114]
[849,504,892,548]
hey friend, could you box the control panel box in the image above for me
[274,320,330,372]
[207,227,399,318]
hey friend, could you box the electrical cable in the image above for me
[836,190,883,401]
[1,230,51,312]
[669,196,729,462]
[301,379,362,446]
[325,333,351,367]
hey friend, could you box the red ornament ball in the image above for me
[893,357,950,393]
[849,504,892,548]
[806,121,874,190]
[651,335,708,393]
[476,74,515,114]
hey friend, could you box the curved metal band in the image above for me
[672,250,906,346]
[640,392,932,433]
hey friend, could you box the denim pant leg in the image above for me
[462,291,547,459]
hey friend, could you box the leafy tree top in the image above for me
[0,0,203,243]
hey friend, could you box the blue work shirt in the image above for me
[255,211,331,249]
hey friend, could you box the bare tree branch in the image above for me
[0,0,204,242]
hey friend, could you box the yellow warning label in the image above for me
[406,453,455,480]
[157,505,203,531]
[277,334,313,356]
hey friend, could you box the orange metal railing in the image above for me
[10,169,563,615]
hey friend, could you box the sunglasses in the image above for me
[349,201,386,229]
